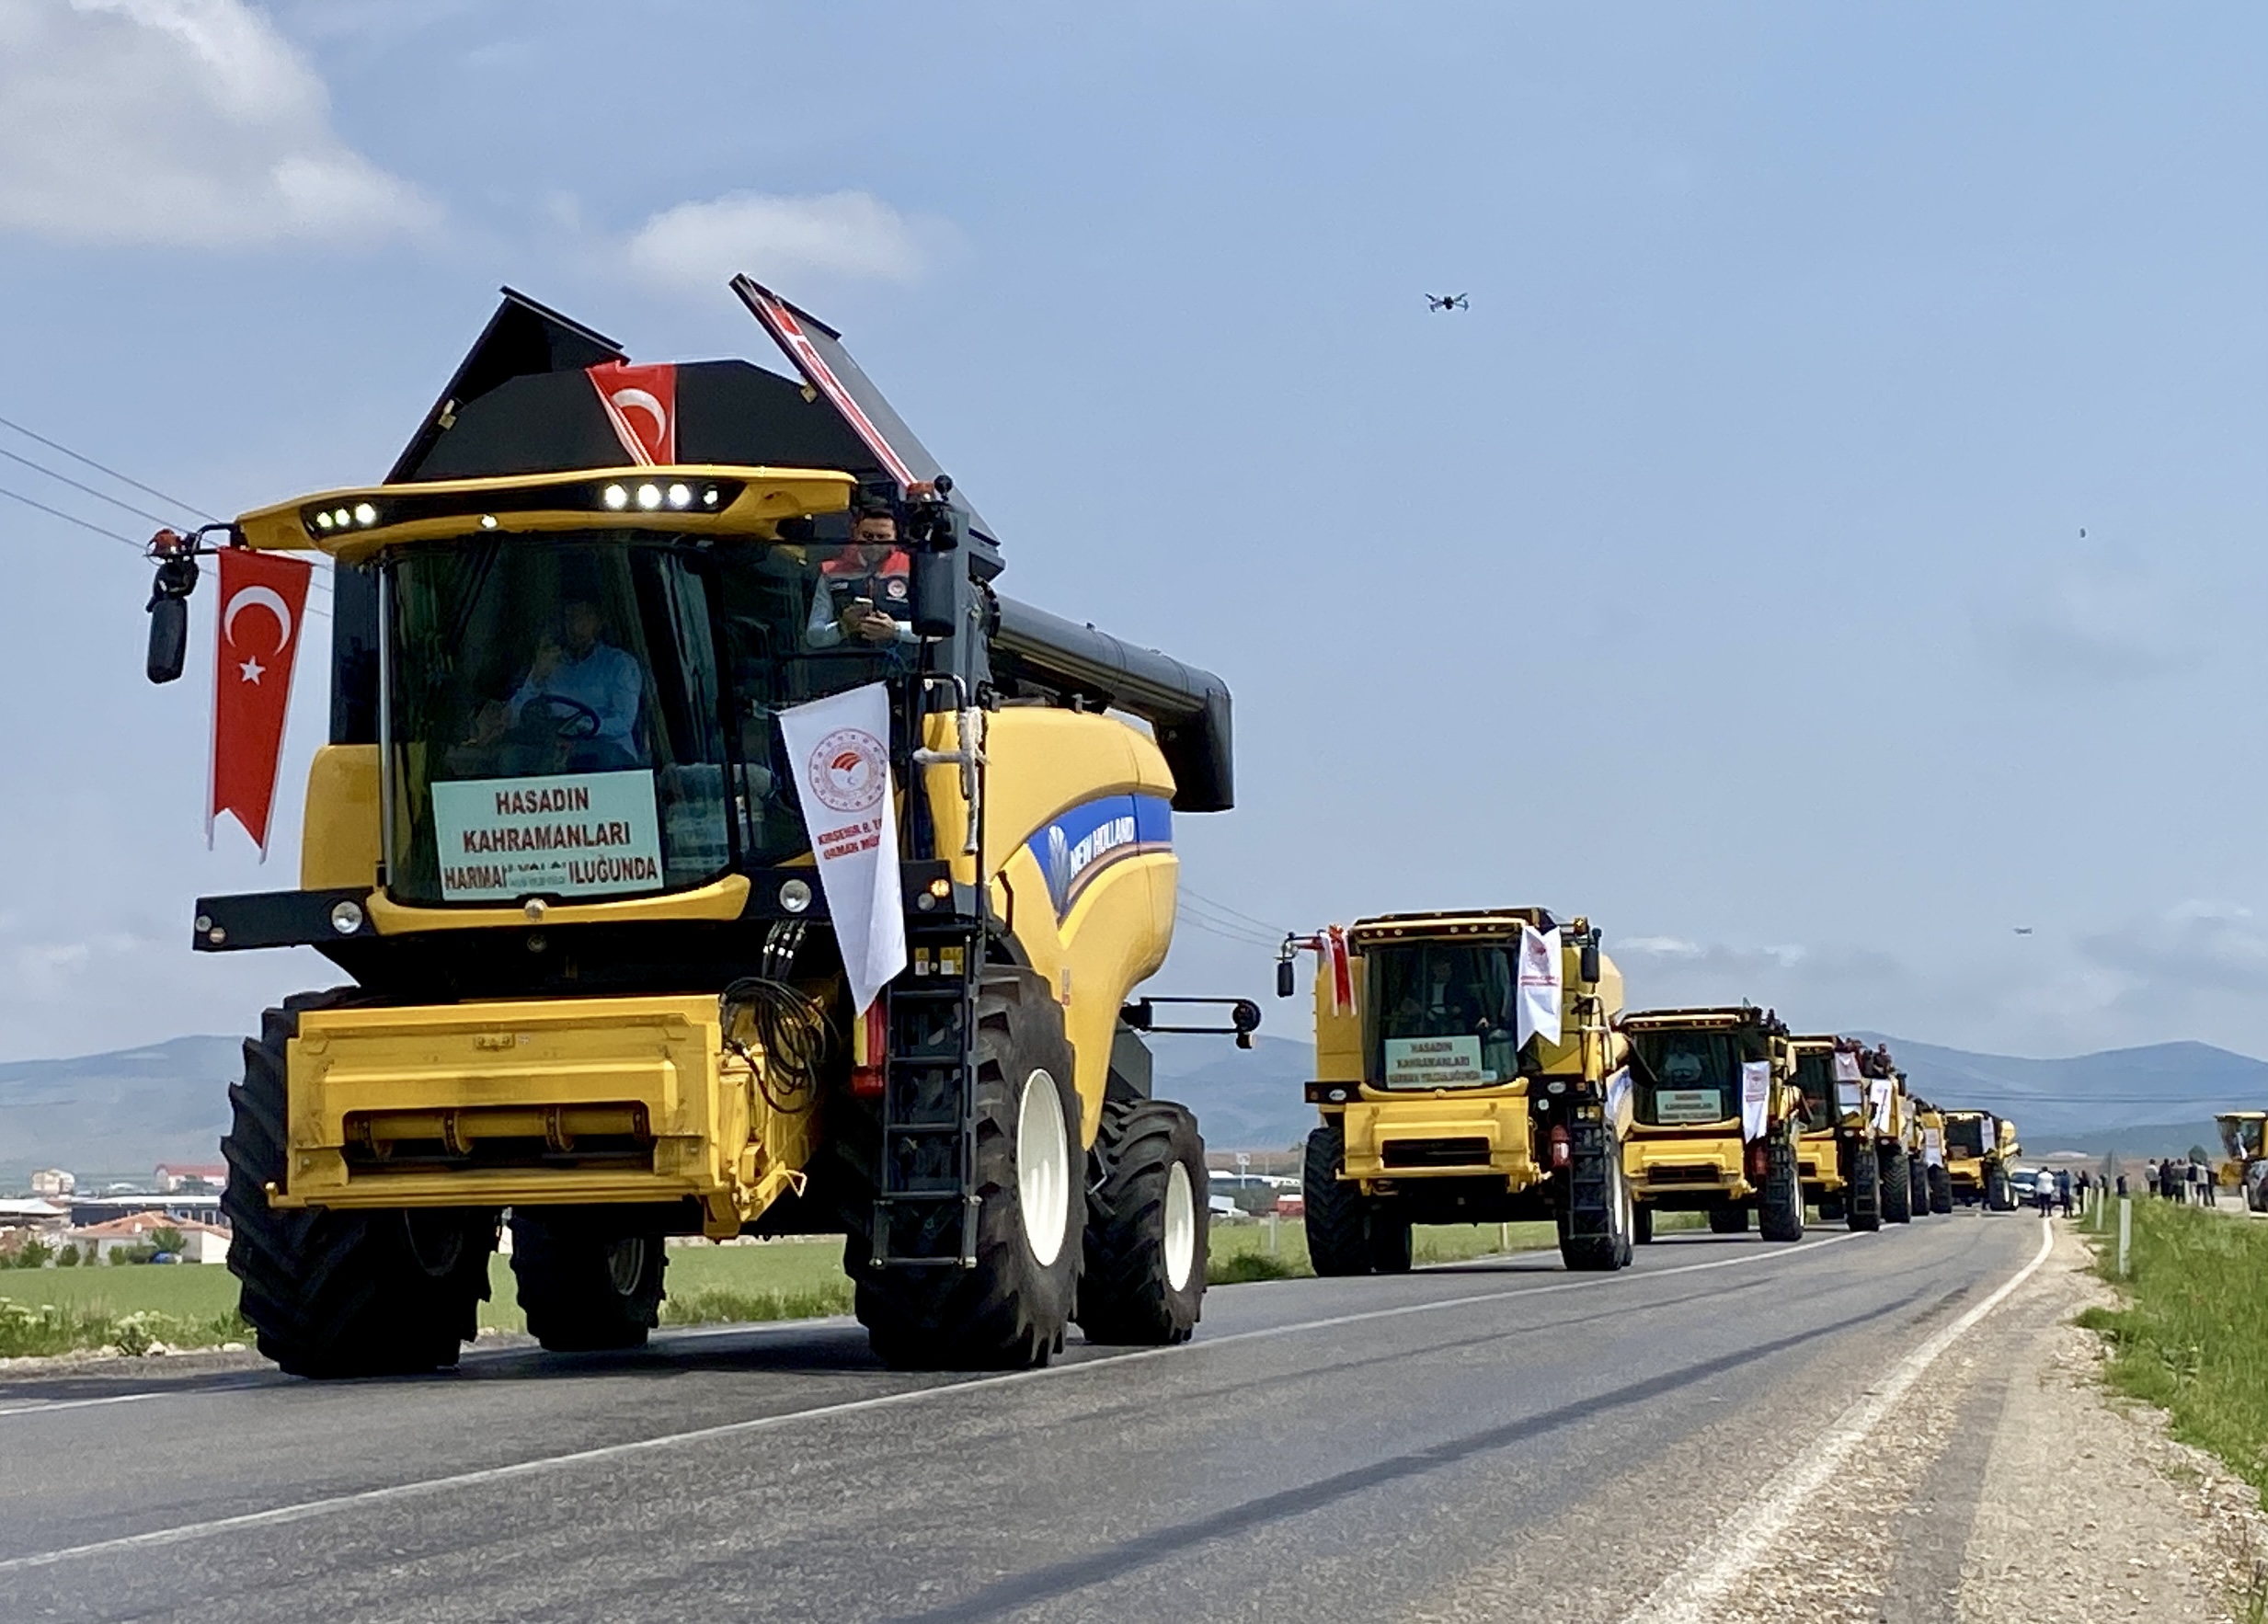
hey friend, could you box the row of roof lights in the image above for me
[601,482,719,512]
[314,502,379,532]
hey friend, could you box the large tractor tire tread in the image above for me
[1369,1216,1415,1275]
[1908,1158,1930,1219]
[1709,1205,1751,1235]
[223,992,495,1378]
[1559,1121,1630,1272]
[1927,1164,1953,1215]
[1881,1144,1914,1224]
[852,971,1083,1370]
[510,1212,666,1352]
[1303,1122,1373,1277]
[1759,1135,1805,1242]
[1078,1097,1208,1345]
[1847,1138,1883,1231]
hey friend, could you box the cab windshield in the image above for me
[1944,1116,1988,1158]
[1793,1050,1838,1130]
[1366,942,1520,1088]
[1629,1029,1756,1128]
[382,532,911,905]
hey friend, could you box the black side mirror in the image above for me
[909,547,957,639]
[1276,958,1296,999]
[145,543,200,684]
[1579,941,1601,984]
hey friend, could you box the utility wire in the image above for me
[0,443,185,531]
[0,411,219,523]
[0,482,140,548]
[1182,886,1287,938]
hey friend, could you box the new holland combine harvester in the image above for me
[1620,1005,1805,1242]
[1282,910,1636,1273]
[1941,1107,2018,1210]
[143,282,1257,1376]
[1790,1035,1880,1230]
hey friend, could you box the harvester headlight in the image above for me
[636,483,663,510]
[332,508,354,529]
[666,483,693,509]
[479,513,498,530]
[328,899,365,935]
[702,486,720,507]
[315,511,335,531]
[352,502,377,527]
[779,878,812,914]
[601,484,630,510]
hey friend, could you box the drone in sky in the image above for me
[2013,927,2034,936]
[1426,293,1469,312]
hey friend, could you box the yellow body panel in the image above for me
[301,746,383,890]
[1339,1090,1539,1188]
[1624,1128,1754,1202]
[1797,1128,1844,1193]
[281,995,816,1240]
[365,875,752,934]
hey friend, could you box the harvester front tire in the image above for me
[853,971,1082,1370]
[1369,1215,1415,1274]
[1303,1122,1373,1276]
[223,995,496,1378]
[1077,1098,1208,1345]
[1927,1164,1953,1215]
[1847,1139,1882,1231]
[1709,1204,1750,1235]
[509,1212,665,1352]
[1633,1204,1655,1245]
[1558,1121,1631,1272]
[1882,1144,1913,1224]
[1908,1157,1930,1218]
[1985,1165,2011,1212]
[1759,1136,1805,1242]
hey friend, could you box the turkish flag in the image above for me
[587,360,677,464]
[210,548,313,856]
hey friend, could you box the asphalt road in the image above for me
[0,1211,2047,1624]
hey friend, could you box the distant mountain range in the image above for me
[3,1028,2260,1190]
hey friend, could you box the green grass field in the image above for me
[2078,1199,2268,1504]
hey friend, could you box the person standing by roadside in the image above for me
[2115,1171,2129,1198]
[2056,1168,2074,1217]
[2035,1171,2056,1216]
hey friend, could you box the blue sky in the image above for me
[1,1,2265,1062]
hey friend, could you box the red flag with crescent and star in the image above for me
[210,547,313,855]
[587,360,677,464]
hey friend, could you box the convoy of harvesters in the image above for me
[144,282,2026,1379]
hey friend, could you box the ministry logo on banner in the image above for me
[1515,924,1563,1048]
[778,682,905,1013]
[1740,1060,1773,1143]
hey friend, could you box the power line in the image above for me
[0,411,218,523]
[0,482,140,548]
[0,443,186,531]
[1182,886,1286,938]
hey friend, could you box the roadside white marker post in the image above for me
[2118,1196,2132,1278]
[1266,1212,1277,1256]
[1500,1220,1510,1253]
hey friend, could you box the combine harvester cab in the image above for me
[1620,1006,1804,1243]
[1283,911,1634,1274]
[1941,1108,2016,1210]
[1790,1035,1880,1231]
[143,283,1256,1377]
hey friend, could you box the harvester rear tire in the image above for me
[1708,1205,1750,1235]
[509,1212,665,1352]
[1558,1122,1631,1272]
[1303,1122,1372,1277]
[1882,1144,1913,1224]
[1908,1157,1930,1218]
[1927,1164,1953,1215]
[852,971,1082,1370]
[1759,1136,1805,1242]
[223,994,496,1378]
[1076,1098,1208,1345]
[1986,1165,2011,1212]
[1847,1139,1882,1231]
[1369,1216,1414,1274]
[1633,1204,1655,1245]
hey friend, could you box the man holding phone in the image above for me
[806,501,916,648]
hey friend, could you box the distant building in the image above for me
[29,1169,75,1198]
[66,1191,227,1229]
[153,1164,226,1194]
[69,1213,230,1264]
[0,1199,69,1237]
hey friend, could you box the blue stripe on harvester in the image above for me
[1025,794,1174,921]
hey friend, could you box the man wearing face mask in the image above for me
[807,501,917,649]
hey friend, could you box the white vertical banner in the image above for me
[1515,924,1563,1047]
[1740,1060,1772,1142]
[1868,1079,1896,1136]
[777,682,906,1014]
[1605,1066,1632,1132]
[1922,1127,1944,1168]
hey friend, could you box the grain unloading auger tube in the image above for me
[141,281,1258,1377]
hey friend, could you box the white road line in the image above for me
[1621,1216,2057,1624]
[0,1229,1871,1574]
[0,1393,160,1420]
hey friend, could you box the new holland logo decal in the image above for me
[1026,795,1173,921]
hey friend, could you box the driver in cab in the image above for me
[455,599,645,772]
[806,501,917,649]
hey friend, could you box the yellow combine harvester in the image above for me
[1620,1006,1804,1242]
[2216,1112,2267,1209]
[1912,1099,1952,1216]
[1283,910,1635,1273]
[1789,1035,1881,1230]
[1941,1108,2017,1210]
[143,284,1255,1376]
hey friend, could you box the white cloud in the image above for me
[0,0,435,247]
[623,190,928,294]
